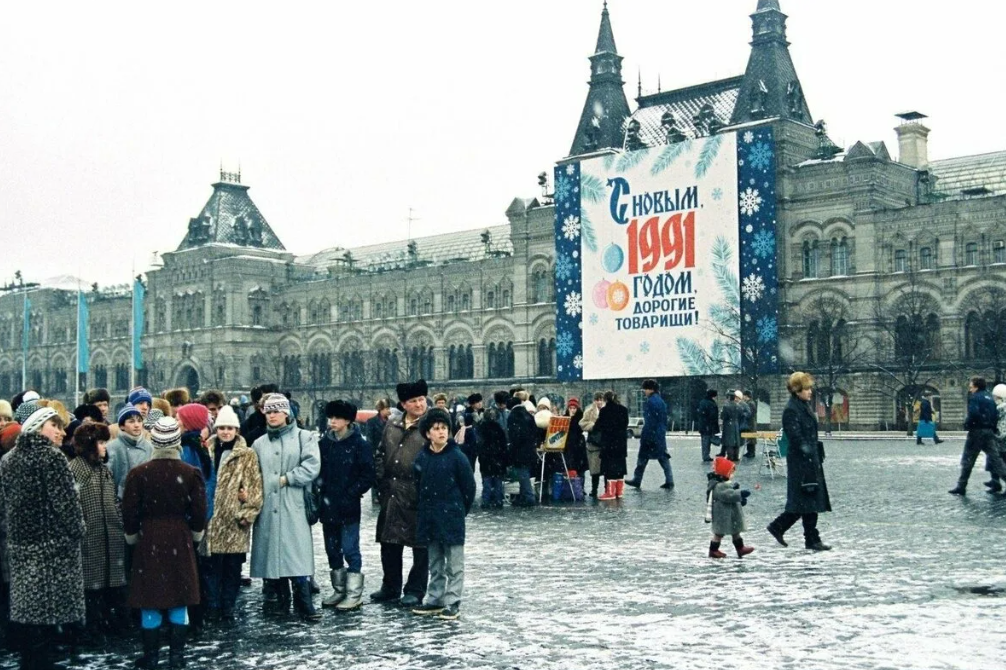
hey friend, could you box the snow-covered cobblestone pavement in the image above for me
[32,438,1006,670]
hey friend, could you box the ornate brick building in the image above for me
[2,0,1005,429]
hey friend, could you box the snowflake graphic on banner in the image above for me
[756,316,778,343]
[555,254,573,281]
[747,142,774,171]
[712,187,723,201]
[751,228,774,259]
[743,131,755,144]
[556,331,575,357]
[562,215,581,241]
[555,175,573,203]
[739,188,763,216]
[573,355,583,370]
[742,274,765,302]
[564,291,582,316]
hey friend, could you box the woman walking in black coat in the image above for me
[596,391,629,500]
[767,372,832,551]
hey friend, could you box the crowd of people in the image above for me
[38,366,1006,667]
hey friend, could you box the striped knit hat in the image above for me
[143,408,164,431]
[149,416,182,450]
[117,403,142,426]
[262,393,291,416]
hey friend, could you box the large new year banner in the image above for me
[554,127,779,381]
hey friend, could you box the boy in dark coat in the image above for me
[411,409,476,620]
[318,399,374,611]
[506,397,539,506]
[477,406,509,508]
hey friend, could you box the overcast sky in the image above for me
[2,0,1004,286]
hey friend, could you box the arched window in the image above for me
[374,302,383,319]
[461,293,470,311]
[502,289,511,307]
[965,311,982,359]
[919,246,933,270]
[486,291,495,309]
[965,242,979,266]
[995,240,1006,264]
[806,321,819,365]
[894,315,911,359]
[831,237,849,276]
[447,295,455,313]
[894,249,907,273]
[537,338,555,377]
[802,241,819,279]
[486,343,497,377]
[926,314,941,359]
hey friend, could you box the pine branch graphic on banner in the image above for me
[694,135,724,179]
[615,147,651,173]
[579,210,598,253]
[650,142,691,176]
[580,173,606,204]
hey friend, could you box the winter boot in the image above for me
[985,479,1003,493]
[133,627,161,669]
[766,523,788,547]
[322,569,348,609]
[615,480,625,498]
[597,480,617,501]
[167,624,187,669]
[733,536,755,558]
[309,575,321,595]
[708,541,726,559]
[337,572,365,611]
[369,586,401,603]
[292,578,322,622]
[590,475,600,498]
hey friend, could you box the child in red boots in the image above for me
[705,457,754,558]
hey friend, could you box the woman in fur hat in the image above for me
[69,422,127,643]
[203,405,263,623]
[0,407,85,670]
[122,417,207,669]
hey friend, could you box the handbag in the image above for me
[710,434,722,447]
[296,429,321,526]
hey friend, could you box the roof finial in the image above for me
[756,0,781,11]
[657,74,661,93]
[637,69,642,97]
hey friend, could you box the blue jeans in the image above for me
[512,467,536,505]
[323,522,362,573]
[631,450,674,486]
[481,475,504,507]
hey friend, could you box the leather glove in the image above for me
[817,441,826,463]
[740,489,751,506]
[732,482,740,489]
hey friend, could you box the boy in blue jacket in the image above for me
[411,408,476,620]
[318,400,374,610]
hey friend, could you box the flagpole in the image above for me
[21,290,27,390]
[130,268,136,391]
[75,285,80,407]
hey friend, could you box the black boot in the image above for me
[263,579,291,615]
[767,523,788,547]
[590,475,600,498]
[292,578,321,622]
[133,627,160,669]
[167,624,187,669]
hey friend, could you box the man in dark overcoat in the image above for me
[371,379,430,608]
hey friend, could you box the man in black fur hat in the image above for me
[370,379,429,608]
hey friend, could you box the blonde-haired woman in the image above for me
[767,372,832,551]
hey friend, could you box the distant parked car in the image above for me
[627,417,644,439]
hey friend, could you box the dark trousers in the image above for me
[379,543,429,598]
[770,512,820,546]
[958,428,1006,488]
[205,554,245,613]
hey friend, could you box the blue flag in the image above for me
[132,278,144,370]
[77,291,90,374]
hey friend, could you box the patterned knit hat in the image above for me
[143,408,165,431]
[262,393,291,416]
[22,407,58,435]
[117,403,142,426]
[14,400,39,425]
[127,387,153,407]
[149,416,182,449]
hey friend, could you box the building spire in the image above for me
[595,1,617,54]
[730,0,811,125]
[568,3,631,156]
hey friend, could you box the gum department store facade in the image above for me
[2,0,1005,430]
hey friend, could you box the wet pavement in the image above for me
[8,437,1005,670]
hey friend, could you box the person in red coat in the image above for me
[122,417,207,669]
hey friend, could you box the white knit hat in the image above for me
[522,400,536,413]
[993,384,1006,402]
[149,416,182,449]
[21,407,57,435]
[537,397,551,410]
[214,405,241,429]
[21,391,40,403]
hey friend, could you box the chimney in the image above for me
[894,111,930,169]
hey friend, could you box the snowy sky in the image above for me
[2,0,1004,286]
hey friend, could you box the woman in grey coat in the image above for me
[250,394,321,621]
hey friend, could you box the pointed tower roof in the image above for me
[568,3,632,157]
[730,0,811,125]
[176,170,285,251]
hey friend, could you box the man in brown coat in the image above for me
[370,379,429,608]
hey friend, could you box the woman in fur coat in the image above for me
[68,422,126,642]
[0,407,85,670]
[203,406,263,622]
